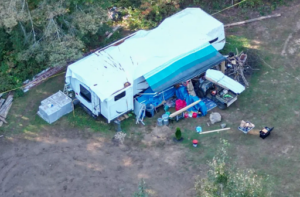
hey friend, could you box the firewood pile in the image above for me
[0,94,13,127]
[225,51,251,87]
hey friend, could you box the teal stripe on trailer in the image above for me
[144,44,225,92]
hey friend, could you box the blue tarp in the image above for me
[201,98,217,111]
[175,86,207,116]
[144,44,226,92]
[175,86,188,100]
[137,87,175,107]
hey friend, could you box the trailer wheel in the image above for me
[79,103,97,119]
[196,88,205,98]
[217,102,227,110]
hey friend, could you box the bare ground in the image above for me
[0,126,201,197]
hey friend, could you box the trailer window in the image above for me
[80,85,91,102]
[115,91,126,101]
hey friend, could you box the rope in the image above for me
[0,71,66,95]
[211,0,248,16]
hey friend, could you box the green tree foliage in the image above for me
[124,0,180,30]
[0,0,291,92]
[194,140,273,197]
[0,0,113,92]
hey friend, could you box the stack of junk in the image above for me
[134,82,208,123]
[134,68,245,124]
[35,8,245,124]
[37,91,73,124]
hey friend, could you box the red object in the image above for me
[184,112,189,118]
[192,139,198,144]
[192,112,198,118]
[175,99,187,111]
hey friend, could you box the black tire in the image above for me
[79,103,97,119]
[194,82,205,98]
[196,88,205,98]
[217,102,227,110]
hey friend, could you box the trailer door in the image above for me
[108,87,133,121]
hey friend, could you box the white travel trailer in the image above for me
[65,8,226,123]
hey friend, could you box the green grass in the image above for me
[221,35,252,55]
[0,74,115,137]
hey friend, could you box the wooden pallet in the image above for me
[117,114,130,121]
[0,95,13,127]
[23,66,65,92]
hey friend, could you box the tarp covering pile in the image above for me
[66,8,225,100]
[175,86,207,115]
[205,69,245,94]
[136,87,175,107]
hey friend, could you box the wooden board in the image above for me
[169,100,201,118]
[0,116,7,124]
[199,128,230,135]
[225,14,281,27]
[0,95,13,116]
[0,99,5,108]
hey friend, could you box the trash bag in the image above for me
[210,112,221,124]
[175,99,187,111]
[199,101,207,116]
[175,86,188,100]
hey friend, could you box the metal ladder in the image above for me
[136,104,146,125]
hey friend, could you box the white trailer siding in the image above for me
[105,86,134,122]
[69,78,94,113]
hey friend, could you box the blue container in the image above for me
[196,126,202,133]
[146,104,155,117]
[157,118,163,126]
[162,114,169,126]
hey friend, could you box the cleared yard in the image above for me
[1,2,300,196]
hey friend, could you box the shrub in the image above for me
[175,127,182,140]
[133,179,148,197]
[194,139,273,197]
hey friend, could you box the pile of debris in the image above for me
[0,94,13,127]
[226,51,249,86]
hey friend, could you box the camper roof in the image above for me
[66,8,225,100]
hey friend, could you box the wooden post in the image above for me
[225,14,281,27]
[169,100,201,118]
[220,61,226,73]
[199,128,230,134]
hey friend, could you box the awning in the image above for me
[205,69,245,94]
[143,44,226,92]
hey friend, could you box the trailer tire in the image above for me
[196,88,205,98]
[79,103,97,119]
[217,102,227,110]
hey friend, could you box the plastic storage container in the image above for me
[146,104,155,117]
[157,118,163,126]
[162,114,169,126]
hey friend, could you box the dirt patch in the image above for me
[142,126,175,146]
[0,129,200,197]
